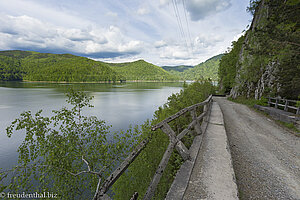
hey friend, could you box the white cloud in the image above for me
[194,33,224,48]
[186,0,232,21]
[159,0,170,6]
[0,0,252,66]
[137,7,150,15]
[154,40,167,48]
[106,12,118,18]
[0,14,143,57]
[160,45,191,60]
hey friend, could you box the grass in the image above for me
[227,96,268,107]
[277,121,300,136]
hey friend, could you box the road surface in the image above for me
[215,97,300,200]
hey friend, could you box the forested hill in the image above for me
[219,0,300,99]
[162,65,193,72]
[0,50,122,82]
[0,51,177,82]
[107,60,178,81]
[164,54,223,81]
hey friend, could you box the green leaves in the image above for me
[218,35,245,94]
[1,90,140,199]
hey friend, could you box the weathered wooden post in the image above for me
[284,99,288,111]
[268,97,270,107]
[143,141,176,200]
[275,98,278,109]
[190,108,202,135]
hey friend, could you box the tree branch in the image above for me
[82,156,91,172]
[93,176,102,200]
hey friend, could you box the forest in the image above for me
[107,60,178,81]
[0,50,223,83]
[0,51,178,82]
[164,54,223,81]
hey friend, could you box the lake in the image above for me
[0,81,183,171]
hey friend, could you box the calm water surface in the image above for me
[0,81,183,170]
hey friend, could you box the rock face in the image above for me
[230,0,300,100]
[230,0,270,99]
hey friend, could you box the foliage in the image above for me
[0,91,141,199]
[0,55,22,81]
[108,60,178,81]
[247,0,261,15]
[162,55,223,81]
[21,53,123,82]
[218,36,245,94]
[0,51,123,82]
[112,81,216,199]
[161,65,193,72]
[179,54,223,81]
[0,51,179,82]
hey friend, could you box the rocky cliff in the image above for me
[230,0,300,100]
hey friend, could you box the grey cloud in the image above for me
[0,14,142,58]
[186,0,232,21]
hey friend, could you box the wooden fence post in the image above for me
[275,98,278,109]
[190,108,202,135]
[143,142,175,200]
[284,99,288,111]
[161,123,190,161]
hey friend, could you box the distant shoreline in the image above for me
[21,80,181,84]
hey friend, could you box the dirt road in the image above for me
[215,97,300,200]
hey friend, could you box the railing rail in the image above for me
[95,95,213,200]
[267,97,299,115]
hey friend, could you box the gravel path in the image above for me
[215,97,300,200]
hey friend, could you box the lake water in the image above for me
[0,81,183,171]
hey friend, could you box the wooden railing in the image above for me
[94,95,213,200]
[268,97,300,115]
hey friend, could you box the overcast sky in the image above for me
[0,0,252,66]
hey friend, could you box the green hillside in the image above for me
[182,54,223,81]
[108,60,178,81]
[0,50,122,82]
[162,65,193,72]
[0,51,178,82]
[163,54,223,81]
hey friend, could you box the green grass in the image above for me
[227,96,268,107]
[277,121,300,136]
